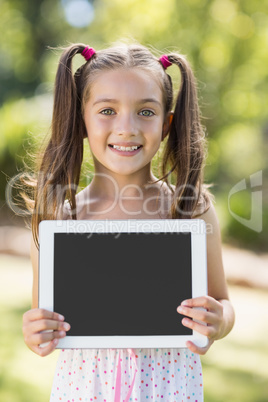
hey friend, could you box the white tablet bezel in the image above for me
[39,219,208,349]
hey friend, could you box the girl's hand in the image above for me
[23,308,71,357]
[177,296,224,355]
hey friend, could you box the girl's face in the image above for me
[83,68,170,179]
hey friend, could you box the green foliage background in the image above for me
[1,0,267,249]
[0,2,268,401]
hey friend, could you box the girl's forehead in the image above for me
[88,68,164,101]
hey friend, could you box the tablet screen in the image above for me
[54,232,192,337]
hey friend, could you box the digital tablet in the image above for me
[39,219,208,349]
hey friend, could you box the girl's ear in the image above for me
[162,112,174,141]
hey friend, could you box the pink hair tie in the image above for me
[81,46,96,61]
[159,54,172,70]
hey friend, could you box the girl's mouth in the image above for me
[109,144,142,152]
[109,144,142,156]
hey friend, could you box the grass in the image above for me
[1,254,268,401]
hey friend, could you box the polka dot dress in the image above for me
[50,348,203,401]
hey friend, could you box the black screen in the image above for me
[54,232,192,336]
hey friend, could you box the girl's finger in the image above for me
[185,339,214,356]
[178,306,221,328]
[23,308,65,323]
[30,330,67,346]
[31,339,59,357]
[177,305,211,323]
[181,296,221,311]
[181,317,216,338]
[26,319,71,333]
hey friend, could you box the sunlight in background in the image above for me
[210,0,237,23]
[61,0,95,27]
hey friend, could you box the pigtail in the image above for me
[32,44,89,247]
[161,53,209,218]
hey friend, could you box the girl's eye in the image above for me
[139,110,154,117]
[100,109,115,115]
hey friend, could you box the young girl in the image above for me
[22,42,235,401]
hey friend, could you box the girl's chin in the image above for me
[99,164,150,178]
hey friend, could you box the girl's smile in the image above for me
[108,142,142,156]
[83,68,170,179]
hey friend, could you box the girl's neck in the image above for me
[88,168,157,200]
[76,167,172,221]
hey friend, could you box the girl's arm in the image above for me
[22,236,71,357]
[177,203,235,355]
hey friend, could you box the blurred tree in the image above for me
[2,0,51,101]
[1,0,68,222]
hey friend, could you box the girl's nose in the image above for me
[114,113,138,137]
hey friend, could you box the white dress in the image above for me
[50,348,203,401]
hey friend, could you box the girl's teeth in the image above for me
[113,145,139,151]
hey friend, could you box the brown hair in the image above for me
[24,42,210,247]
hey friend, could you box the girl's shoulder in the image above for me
[196,198,223,249]
[198,201,219,228]
[60,187,93,220]
[193,190,213,219]
[168,182,213,220]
